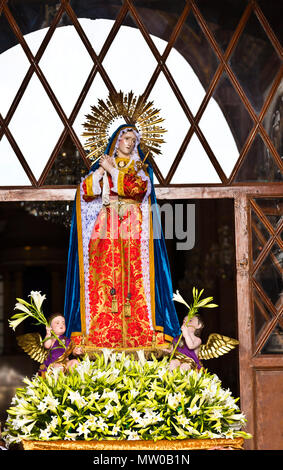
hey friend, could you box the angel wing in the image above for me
[17,332,48,364]
[198,333,239,360]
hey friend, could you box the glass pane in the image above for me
[234,133,282,182]
[199,72,254,177]
[102,13,158,94]
[6,2,74,56]
[251,209,270,262]
[262,82,283,162]
[261,322,283,355]
[195,0,247,52]
[0,135,31,186]
[258,0,283,46]
[166,46,206,116]
[8,73,64,181]
[229,12,281,114]
[173,11,220,92]
[0,14,31,116]
[254,243,283,309]
[148,71,191,180]
[171,133,221,184]
[133,0,187,54]
[39,24,94,117]
[73,71,113,151]
[253,288,273,342]
[254,198,283,230]
[70,0,124,57]
[43,135,88,186]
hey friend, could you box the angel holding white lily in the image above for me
[164,288,239,372]
[9,291,83,375]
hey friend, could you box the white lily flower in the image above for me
[42,395,60,412]
[125,430,140,440]
[23,421,36,434]
[62,409,72,420]
[68,390,87,408]
[8,315,29,331]
[77,422,91,437]
[137,349,146,366]
[209,409,223,419]
[229,413,246,421]
[172,290,190,309]
[188,404,199,414]
[102,348,113,366]
[130,388,139,399]
[111,425,121,436]
[14,302,31,314]
[39,429,52,440]
[30,291,46,311]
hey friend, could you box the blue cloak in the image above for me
[64,124,181,341]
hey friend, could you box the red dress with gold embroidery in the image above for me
[73,158,164,349]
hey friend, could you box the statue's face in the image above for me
[118,131,137,156]
[51,315,66,336]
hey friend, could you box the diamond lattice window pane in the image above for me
[39,23,94,117]
[235,134,282,182]
[195,0,247,52]
[199,76,252,176]
[262,79,282,158]
[0,135,31,185]
[199,72,251,178]
[133,0,188,55]
[166,47,206,116]
[251,209,271,263]
[173,11,220,91]
[102,21,158,94]
[261,322,283,355]
[0,41,30,117]
[254,198,283,230]
[254,243,283,310]
[148,71,191,180]
[171,133,221,184]
[75,18,117,56]
[257,0,283,46]
[73,71,112,151]
[253,288,273,344]
[8,74,64,181]
[229,12,281,114]
[43,135,87,186]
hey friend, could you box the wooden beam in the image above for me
[0,185,282,201]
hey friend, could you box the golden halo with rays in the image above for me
[81,91,167,162]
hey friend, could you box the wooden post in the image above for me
[234,194,254,449]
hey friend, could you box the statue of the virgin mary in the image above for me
[63,93,181,351]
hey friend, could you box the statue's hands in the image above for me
[46,326,52,337]
[99,154,115,174]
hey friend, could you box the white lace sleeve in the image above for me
[92,170,103,195]
[110,168,119,193]
[137,168,151,201]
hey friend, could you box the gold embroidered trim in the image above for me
[117,171,125,197]
[85,174,94,196]
[149,196,156,333]
[76,187,86,336]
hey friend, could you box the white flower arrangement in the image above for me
[2,352,252,446]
